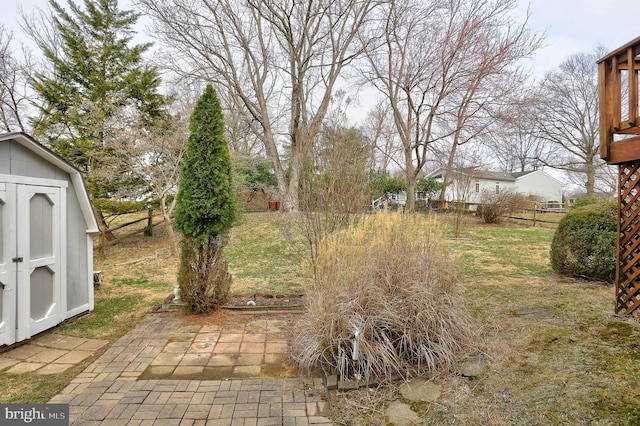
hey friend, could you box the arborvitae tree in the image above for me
[175,85,237,312]
[29,0,167,198]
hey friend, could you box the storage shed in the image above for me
[0,132,99,346]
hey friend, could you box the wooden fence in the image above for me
[98,209,167,250]
[505,208,566,226]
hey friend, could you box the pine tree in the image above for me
[30,0,167,198]
[175,85,237,312]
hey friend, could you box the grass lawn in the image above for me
[1,211,639,426]
[224,212,312,295]
[438,219,640,425]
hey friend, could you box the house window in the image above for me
[475,181,480,193]
[495,182,500,193]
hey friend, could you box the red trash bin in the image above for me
[268,201,281,211]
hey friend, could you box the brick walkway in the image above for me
[47,313,333,425]
[0,334,109,375]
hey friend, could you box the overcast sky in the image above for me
[2,0,638,77]
[513,0,638,76]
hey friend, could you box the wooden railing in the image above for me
[599,36,640,163]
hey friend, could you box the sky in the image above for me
[1,0,638,77]
[512,0,639,76]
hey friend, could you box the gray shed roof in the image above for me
[0,132,99,233]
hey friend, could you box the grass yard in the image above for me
[383,216,640,425]
[1,210,639,425]
[224,212,312,295]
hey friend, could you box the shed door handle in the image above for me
[12,257,23,263]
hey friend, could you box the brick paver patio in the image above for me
[46,312,333,425]
[0,333,109,375]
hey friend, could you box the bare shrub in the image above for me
[480,190,534,224]
[291,211,477,381]
[297,125,372,271]
[447,166,476,237]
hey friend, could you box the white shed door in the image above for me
[0,183,64,345]
[18,185,63,342]
[0,183,15,346]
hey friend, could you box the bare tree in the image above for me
[0,26,30,133]
[361,0,542,211]
[532,49,609,196]
[217,87,264,156]
[137,0,377,211]
[442,147,485,236]
[362,100,402,172]
[109,102,191,248]
[297,124,372,270]
[482,92,553,173]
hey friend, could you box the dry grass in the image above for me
[292,211,477,381]
[4,209,640,426]
[318,214,640,425]
[224,212,312,295]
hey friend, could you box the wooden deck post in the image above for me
[599,37,640,315]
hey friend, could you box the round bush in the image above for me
[550,202,616,282]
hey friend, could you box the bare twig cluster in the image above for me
[296,125,372,270]
[479,190,534,224]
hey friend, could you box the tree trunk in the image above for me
[160,195,178,255]
[404,147,416,212]
[268,139,301,212]
[282,148,304,212]
[439,140,459,204]
[406,179,416,212]
[282,186,300,213]
[585,161,595,196]
[94,207,116,241]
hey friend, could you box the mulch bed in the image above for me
[155,293,306,313]
[225,293,305,308]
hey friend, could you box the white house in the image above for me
[0,132,99,346]
[425,168,564,206]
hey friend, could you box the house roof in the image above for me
[509,171,536,178]
[0,132,100,234]
[427,168,558,183]
[471,170,517,181]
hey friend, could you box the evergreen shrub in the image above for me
[550,202,616,282]
[175,85,237,312]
